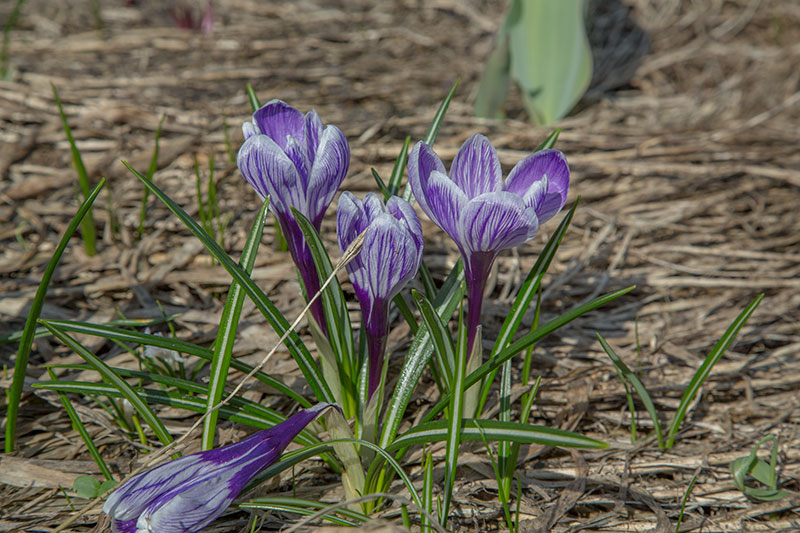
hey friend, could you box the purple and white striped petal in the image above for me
[251,99,304,151]
[458,192,538,256]
[386,195,423,251]
[449,134,502,198]
[407,141,447,224]
[303,109,323,164]
[422,170,467,242]
[237,135,305,217]
[104,404,332,533]
[306,125,350,225]
[504,149,569,223]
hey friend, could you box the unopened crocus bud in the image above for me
[103,403,333,533]
[337,192,423,399]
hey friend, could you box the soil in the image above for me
[1,0,799,531]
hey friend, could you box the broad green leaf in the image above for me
[5,179,105,453]
[507,0,592,125]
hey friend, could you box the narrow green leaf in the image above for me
[412,290,455,390]
[665,294,763,447]
[389,419,607,452]
[478,199,579,413]
[441,303,468,526]
[39,321,173,446]
[43,319,309,407]
[425,285,636,423]
[291,208,354,378]
[46,369,113,481]
[52,83,97,255]
[424,79,459,147]
[137,114,166,240]
[596,333,663,443]
[387,136,411,196]
[403,79,460,201]
[203,200,268,450]
[246,83,261,113]
[5,179,105,452]
[240,497,367,527]
[535,129,561,151]
[371,168,391,200]
[379,265,464,449]
[675,469,700,533]
[124,161,333,403]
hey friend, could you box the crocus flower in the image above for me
[238,100,350,336]
[337,192,423,399]
[103,403,332,533]
[408,133,569,357]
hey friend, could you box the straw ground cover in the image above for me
[1,0,799,530]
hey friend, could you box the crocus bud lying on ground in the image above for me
[103,403,333,533]
[337,192,423,400]
[408,133,569,357]
[237,99,350,336]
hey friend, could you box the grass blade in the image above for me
[387,136,411,196]
[412,289,456,390]
[596,333,663,443]
[665,294,763,447]
[388,419,607,452]
[403,78,459,201]
[45,369,113,481]
[137,114,166,240]
[124,161,333,403]
[425,285,636,423]
[52,83,97,256]
[4,178,105,452]
[39,321,173,446]
[478,199,579,413]
[202,200,268,450]
[40,319,308,407]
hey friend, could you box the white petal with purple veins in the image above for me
[449,134,502,198]
[407,141,446,222]
[306,125,349,224]
[458,192,538,255]
[504,149,569,223]
[424,170,467,242]
[237,135,305,217]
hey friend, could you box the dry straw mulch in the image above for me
[1,0,799,531]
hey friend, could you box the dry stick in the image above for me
[283,492,447,533]
[54,231,366,532]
